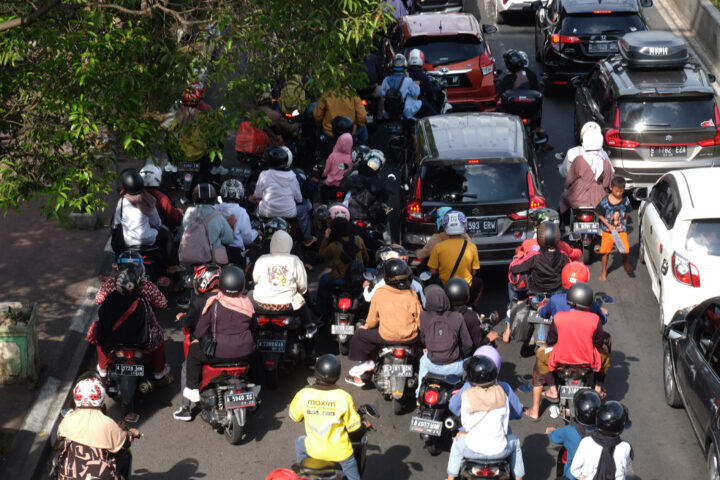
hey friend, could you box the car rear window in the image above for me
[619,98,717,130]
[420,163,527,203]
[561,14,645,35]
[686,220,720,256]
[404,35,484,67]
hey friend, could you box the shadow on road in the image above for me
[521,432,555,480]
[606,349,638,402]
[364,444,424,478]
[133,458,206,479]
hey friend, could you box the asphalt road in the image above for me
[83,2,710,479]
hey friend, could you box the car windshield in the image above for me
[619,98,716,130]
[404,35,484,66]
[686,220,720,256]
[420,163,527,203]
[561,14,645,36]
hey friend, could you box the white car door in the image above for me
[643,180,672,299]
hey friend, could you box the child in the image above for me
[322,132,353,187]
[596,176,633,281]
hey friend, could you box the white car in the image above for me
[639,167,720,331]
[495,0,536,23]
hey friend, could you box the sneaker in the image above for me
[173,406,193,422]
[348,360,375,378]
[154,363,171,380]
[97,364,107,378]
[344,375,365,387]
[183,387,200,403]
[303,236,318,247]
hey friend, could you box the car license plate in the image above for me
[382,364,414,377]
[588,42,618,53]
[257,339,285,353]
[573,222,600,234]
[180,162,201,172]
[409,417,443,437]
[649,145,687,158]
[224,391,256,409]
[467,218,498,236]
[113,364,144,377]
[559,385,588,399]
[331,324,355,336]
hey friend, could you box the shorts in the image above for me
[533,348,551,387]
[599,231,629,255]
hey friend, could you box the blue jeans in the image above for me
[506,282,527,324]
[316,274,345,316]
[447,433,525,478]
[295,435,361,480]
[296,200,313,241]
[417,353,464,395]
[354,125,368,144]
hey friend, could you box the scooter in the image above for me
[446,414,515,479]
[410,373,464,455]
[372,344,420,415]
[568,207,602,265]
[553,364,593,420]
[498,87,549,150]
[330,283,367,356]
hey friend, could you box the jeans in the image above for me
[446,433,525,478]
[296,200,313,241]
[506,282,526,324]
[354,125,368,144]
[316,274,345,316]
[417,353,464,395]
[295,435,361,480]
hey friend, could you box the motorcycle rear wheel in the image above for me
[225,413,244,445]
[393,398,403,415]
[425,438,441,456]
[338,340,349,356]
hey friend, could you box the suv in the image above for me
[384,13,499,112]
[574,31,720,190]
[402,113,546,265]
[410,0,464,13]
[534,0,651,90]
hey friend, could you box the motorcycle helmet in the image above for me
[503,49,524,73]
[596,400,630,436]
[329,204,351,220]
[264,217,289,239]
[120,168,144,195]
[562,262,590,290]
[442,210,467,235]
[331,115,354,139]
[281,146,294,170]
[376,244,409,264]
[536,220,559,249]
[139,163,162,188]
[117,250,145,276]
[265,146,289,170]
[407,48,425,67]
[384,258,412,289]
[219,264,245,294]
[473,345,502,372]
[189,80,206,98]
[193,263,221,294]
[433,206,452,231]
[582,129,604,151]
[580,121,602,141]
[351,145,371,166]
[567,282,594,310]
[266,469,300,480]
[314,204,330,224]
[181,87,200,107]
[314,354,342,385]
[73,377,106,408]
[192,183,217,205]
[115,263,143,295]
[519,50,529,68]
[444,277,470,307]
[392,53,408,71]
[360,149,385,174]
[465,355,498,387]
[574,389,602,427]
[257,90,274,107]
[528,207,559,232]
[220,178,245,202]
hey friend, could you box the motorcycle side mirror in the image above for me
[482,24,498,34]
[361,404,380,418]
[445,374,462,385]
[532,131,549,147]
[363,271,375,281]
[570,75,584,88]
[419,271,432,282]
[708,73,717,83]
[495,68,505,77]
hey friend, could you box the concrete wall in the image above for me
[672,0,720,66]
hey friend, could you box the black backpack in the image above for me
[384,75,408,117]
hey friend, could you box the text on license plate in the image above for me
[224,391,256,409]
[559,385,588,399]
[180,162,201,171]
[257,339,285,353]
[409,417,443,436]
[113,364,144,377]
[331,324,355,335]
[467,218,497,236]
[382,364,414,377]
[588,42,618,53]
[649,146,687,158]
[573,222,599,233]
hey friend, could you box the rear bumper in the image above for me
[609,155,719,189]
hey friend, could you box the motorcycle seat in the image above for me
[252,302,294,315]
[205,361,250,369]
[424,372,462,386]
[463,458,509,467]
[297,457,340,473]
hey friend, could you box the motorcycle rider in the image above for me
[570,401,633,480]
[427,211,480,288]
[182,183,234,264]
[339,148,388,225]
[322,132,354,190]
[558,122,607,178]
[547,389,602,480]
[139,162,183,228]
[445,277,499,350]
[508,220,569,293]
[215,178,259,266]
[446,355,525,480]
[346,258,422,387]
[380,53,422,120]
[526,282,606,421]
[406,48,442,117]
[414,207,471,261]
[497,49,541,93]
[313,85,368,146]
[363,245,426,307]
[539,262,607,324]
[289,354,370,480]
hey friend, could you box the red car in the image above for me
[384,13,499,111]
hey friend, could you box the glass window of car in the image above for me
[420,163,528,203]
[618,97,716,130]
[692,304,720,357]
[651,180,670,215]
[686,220,720,257]
[403,35,485,67]
[560,14,645,36]
[661,190,679,228]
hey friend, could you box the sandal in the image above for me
[344,375,365,387]
[542,391,560,404]
[523,409,539,422]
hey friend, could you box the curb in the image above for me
[0,245,114,480]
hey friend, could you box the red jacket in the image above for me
[515,238,582,262]
[146,188,182,227]
[548,310,603,372]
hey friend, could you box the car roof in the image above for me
[604,58,715,97]
[417,113,526,161]
[672,168,720,218]
[560,0,639,14]
[401,13,480,38]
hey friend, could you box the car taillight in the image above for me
[697,105,720,146]
[480,53,494,76]
[424,389,439,405]
[672,251,701,287]
[393,348,406,358]
[338,297,351,311]
[258,316,270,326]
[550,34,581,51]
[605,108,639,148]
[593,10,612,13]
[471,465,500,477]
[577,212,594,222]
[404,177,425,222]
[528,172,545,209]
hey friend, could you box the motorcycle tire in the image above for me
[338,340,349,356]
[582,245,592,265]
[425,438,441,456]
[225,413,244,445]
[265,369,279,390]
[393,398,404,415]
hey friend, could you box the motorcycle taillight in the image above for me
[393,348,405,358]
[258,316,270,326]
[123,350,134,360]
[471,465,500,477]
[577,212,594,222]
[338,297,351,311]
[424,389,439,405]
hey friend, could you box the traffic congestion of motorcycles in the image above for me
[52,1,720,479]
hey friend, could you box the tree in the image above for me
[0,0,392,218]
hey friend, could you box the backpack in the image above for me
[339,238,365,287]
[384,75,408,117]
[179,208,220,264]
[508,248,540,292]
[425,313,457,359]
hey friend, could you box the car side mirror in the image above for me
[482,24,498,34]
[570,75,584,88]
[632,187,649,202]
[708,73,716,83]
[639,0,653,7]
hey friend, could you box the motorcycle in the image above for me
[330,284,368,356]
[446,414,515,479]
[290,404,379,479]
[372,344,420,415]
[568,207,602,265]
[553,364,593,420]
[499,88,549,150]
[105,347,157,417]
[410,373,464,456]
[230,153,264,194]
[508,291,552,348]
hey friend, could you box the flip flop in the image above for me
[344,375,365,387]
[542,391,560,404]
[624,264,635,277]
[523,409,539,422]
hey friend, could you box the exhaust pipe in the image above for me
[444,417,456,430]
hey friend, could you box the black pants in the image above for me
[226,246,245,268]
[186,342,262,388]
[348,328,417,362]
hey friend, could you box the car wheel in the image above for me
[708,445,720,480]
[663,342,683,408]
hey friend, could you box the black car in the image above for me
[663,298,720,480]
[410,0,464,13]
[402,113,546,265]
[574,31,720,190]
[534,0,651,91]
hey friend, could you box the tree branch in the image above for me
[0,0,60,33]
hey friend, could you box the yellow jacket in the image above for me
[313,89,366,137]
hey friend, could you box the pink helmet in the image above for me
[329,204,350,220]
[473,345,501,371]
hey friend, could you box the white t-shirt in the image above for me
[253,169,302,219]
[462,396,509,457]
[363,278,426,307]
[570,436,632,480]
[113,197,161,246]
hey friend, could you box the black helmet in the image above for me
[219,265,245,294]
[331,115,354,139]
[314,354,341,385]
[567,282,593,310]
[445,277,470,307]
[464,355,498,387]
[192,183,216,205]
[574,389,602,427]
[596,401,629,436]
[503,49,524,73]
[537,220,559,249]
[264,217,289,239]
[265,146,289,169]
[384,258,411,288]
[120,168,144,195]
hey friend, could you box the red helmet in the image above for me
[189,80,206,98]
[181,88,200,107]
[562,261,590,290]
[265,469,299,480]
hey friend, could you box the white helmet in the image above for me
[73,377,106,408]
[281,146,293,169]
[580,121,602,141]
[582,129,604,151]
[220,178,245,201]
[139,163,162,187]
[407,49,425,67]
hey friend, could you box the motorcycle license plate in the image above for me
[573,222,600,234]
[180,162,201,172]
[559,385,588,399]
[257,339,285,353]
[382,364,414,377]
[331,324,355,336]
[409,416,443,436]
[113,364,144,377]
[224,391,256,409]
